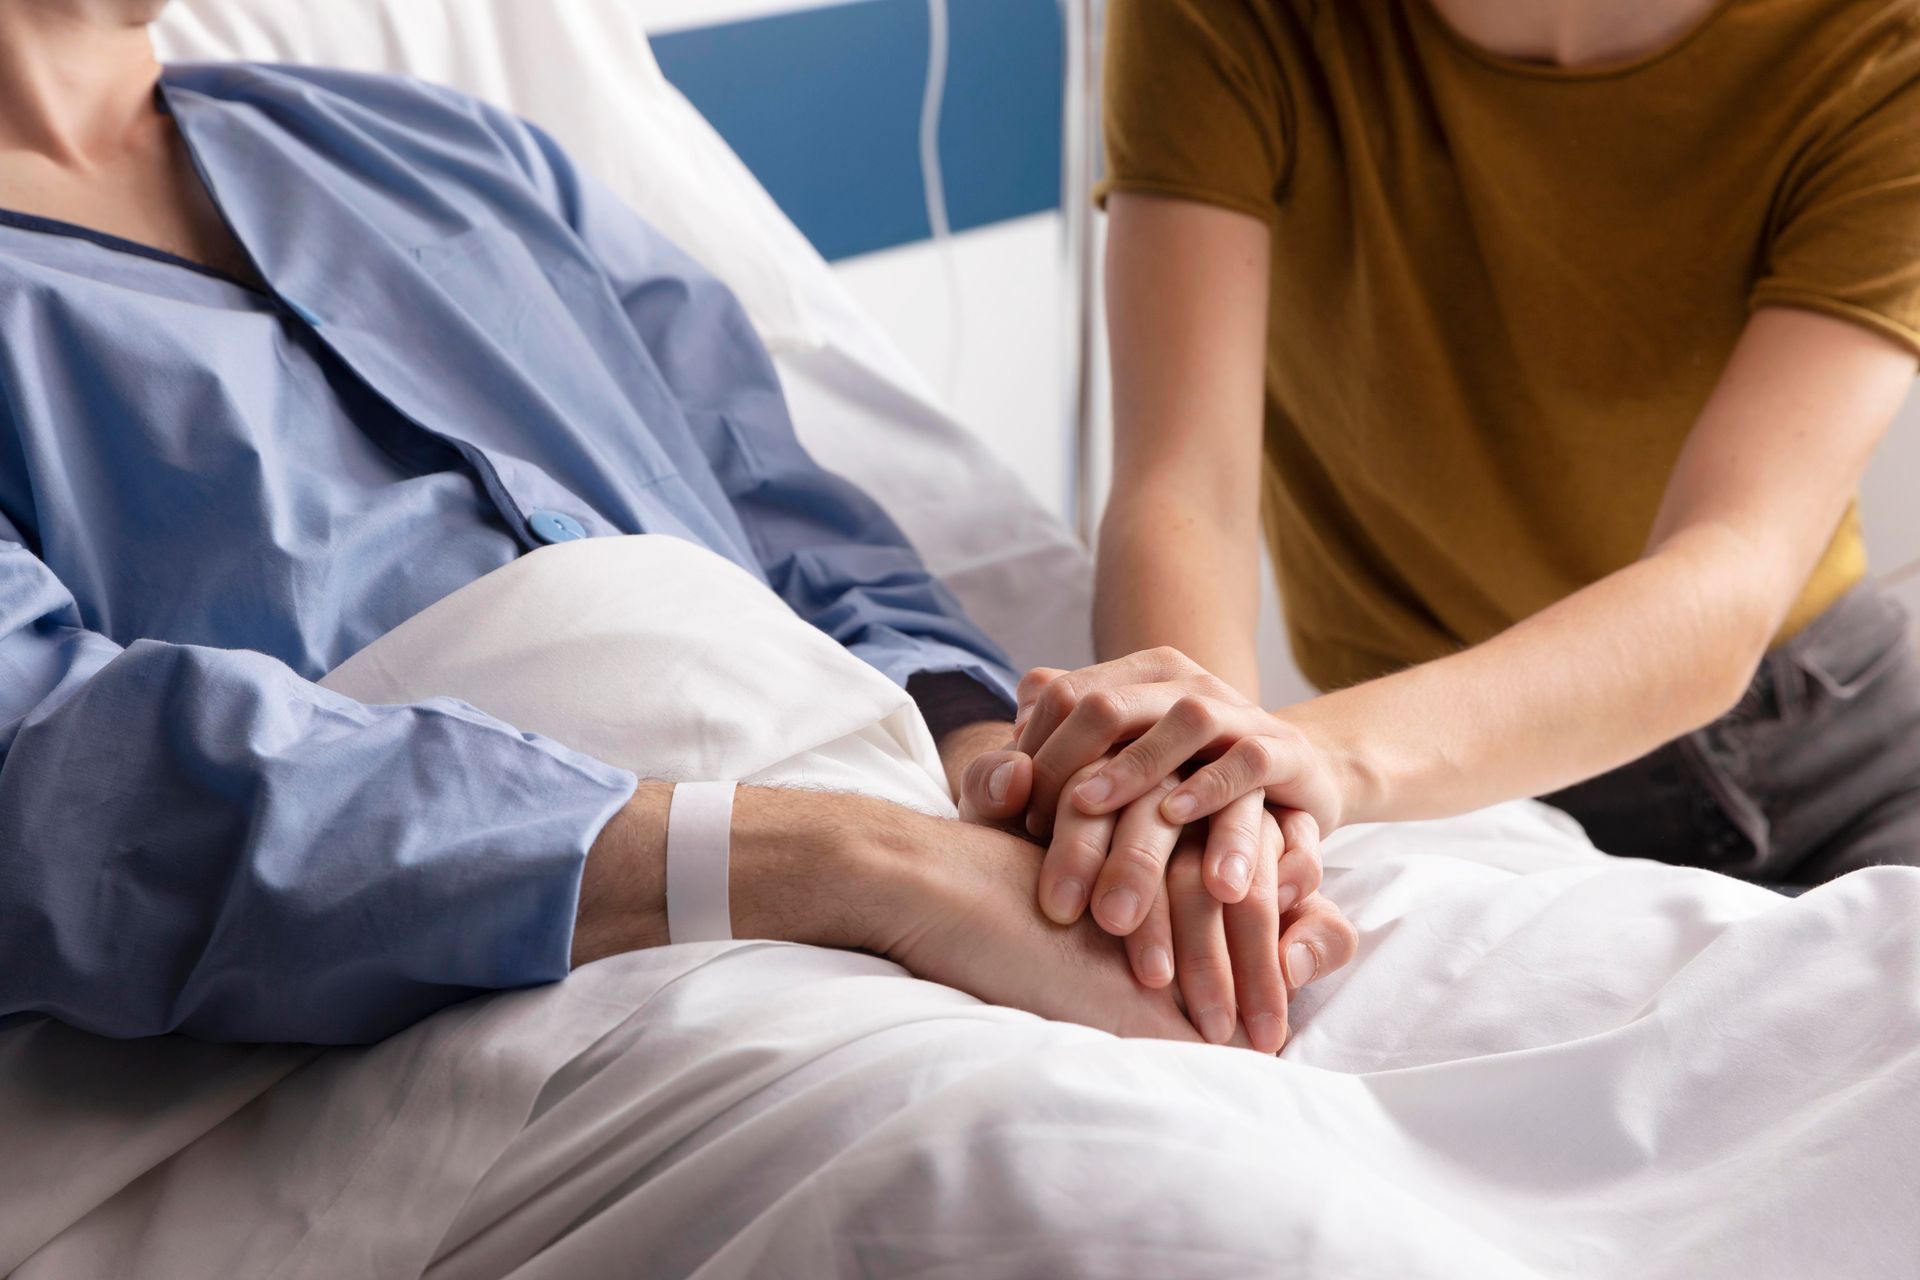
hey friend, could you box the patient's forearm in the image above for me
[1097,494,1263,700]
[571,782,1221,1045]
[571,783,910,964]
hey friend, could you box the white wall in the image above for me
[832,213,1073,517]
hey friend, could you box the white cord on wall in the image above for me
[919,0,965,402]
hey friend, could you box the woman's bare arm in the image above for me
[1097,193,1273,699]
[1281,305,1915,825]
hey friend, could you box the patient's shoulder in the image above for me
[165,60,521,132]
[160,61,560,203]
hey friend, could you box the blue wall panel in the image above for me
[651,0,1063,261]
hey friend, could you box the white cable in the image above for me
[920,0,964,401]
[919,0,953,246]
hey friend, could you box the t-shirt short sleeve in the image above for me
[1096,0,1296,224]
[1750,58,1920,355]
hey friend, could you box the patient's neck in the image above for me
[0,1,164,165]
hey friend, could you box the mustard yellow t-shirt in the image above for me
[1099,0,1920,691]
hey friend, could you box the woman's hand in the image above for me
[1014,648,1351,843]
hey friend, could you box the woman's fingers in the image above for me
[1168,838,1237,1045]
[1278,892,1361,991]
[1158,728,1338,834]
[1021,682,1174,836]
[1014,661,1134,758]
[1087,776,1184,936]
[1202,790,1268,903]
[1067,694,1272,818]
[1025,685,1261,836]
[1126,886,1176,989]
[1035,764,1119,925]
[1014,647,1232,760]
[1223,811,1289,1054]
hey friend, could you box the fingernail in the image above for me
[988,760,1015,804]
[1273,883,1299,914]
[1286,942,1317,988]
[1164,793,1197,822]
[1099,887,1142,931]
[1075,774,1112,807]
[1247,1012,1285,1054]
[1012,712,1028,736]
[1219,854,1252,895]
[1198,1006,1234,1045]
[1046,877,1085,922]
[1141,945,1173,984]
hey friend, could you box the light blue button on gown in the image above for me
[0,64,1014,1044]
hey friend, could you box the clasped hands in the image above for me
[958,647,1358,1055]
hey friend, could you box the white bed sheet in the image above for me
[8,540,1916,1279]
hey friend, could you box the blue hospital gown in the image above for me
[0,63,1014,1044]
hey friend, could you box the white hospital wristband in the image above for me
[666,781,737,944]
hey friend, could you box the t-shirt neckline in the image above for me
[1412,0,1741,81]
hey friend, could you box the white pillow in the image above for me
[322,535,958,816]
[151,0,1095,674]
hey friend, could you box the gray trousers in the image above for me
[1543,584,1920,885]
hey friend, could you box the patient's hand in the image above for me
[956,749,1352,1053]
[939,714,1291,1043]
[868,810,1247,1048]
[574,782,1255,1049]
[1010,655,1360,938]
[947,652,1363,1050]
[1046,757,1352,1053]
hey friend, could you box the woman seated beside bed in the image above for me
[998,0,1920,902]
[0,0,1355,1053]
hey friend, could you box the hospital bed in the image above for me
[1,3,1917,1277]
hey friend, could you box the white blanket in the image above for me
[6,537,1917,1278]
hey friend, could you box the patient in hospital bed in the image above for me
[0,0,1347,1051]
[3,6,1919,1278]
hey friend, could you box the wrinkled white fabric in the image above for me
[319,537,955,816]
[8,536,1918,1279]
